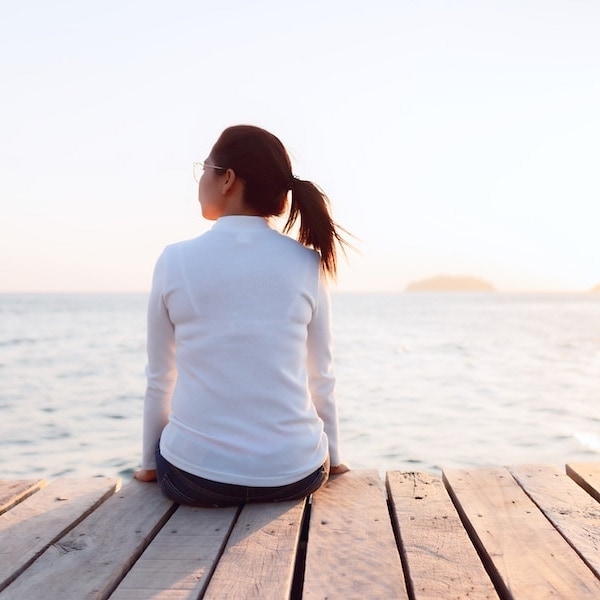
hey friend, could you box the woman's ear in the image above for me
[221,168,237,195]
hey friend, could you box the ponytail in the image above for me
[283,178,348,279]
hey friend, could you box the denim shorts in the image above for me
[155,444,330,507]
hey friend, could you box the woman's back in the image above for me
[148,216,336,486]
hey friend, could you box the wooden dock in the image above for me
[1,464,600,599]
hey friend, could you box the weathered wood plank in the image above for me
[110,504,240,600]
[0,479,46,515]
[386,471,498,599]
[0,481,176,600]
[567,463,600,502]
[0,478,119,592]
[444,466,600,599]
[303,470,408,599]
[510,464,600,578]
[111,592,195,599]
[202,499,306,599]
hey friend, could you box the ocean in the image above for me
[1,292,599,481]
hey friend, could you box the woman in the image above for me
[134,125,349,506]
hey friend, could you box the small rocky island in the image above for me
[406,275,496,292]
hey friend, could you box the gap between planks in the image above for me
[443,464,600,600]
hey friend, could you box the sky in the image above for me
[1,0,599,293]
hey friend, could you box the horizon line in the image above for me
[1,288,599,295]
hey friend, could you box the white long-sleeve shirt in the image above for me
[142,216,341,486]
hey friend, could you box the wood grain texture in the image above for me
[111,504,240,600]
[303,470,408,599]
[0,477,119,592]
[567,463,600,502]
[387,471,498,600]
[510,464,600,578]
[0,479,46,515]
[2,465,599,599]
[202,499,306,600]
[0,480,175,600]
[444,466,600,600]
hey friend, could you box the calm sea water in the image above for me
[1,292,599,481]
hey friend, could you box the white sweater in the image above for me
[142,216,341,486]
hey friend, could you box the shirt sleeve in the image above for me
[306,276,342,466]
[141,249,177,469]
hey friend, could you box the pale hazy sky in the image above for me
[2,1,598,292]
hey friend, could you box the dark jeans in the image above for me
[155,444,329,507]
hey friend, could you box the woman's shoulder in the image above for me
[159,228,320,270]
[161,232,210,253]
[271,232,322,273]
[270,228,320,260]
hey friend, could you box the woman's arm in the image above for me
[307,276,345,469]
[140,250,177,473]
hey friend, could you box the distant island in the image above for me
[406,275,496,292]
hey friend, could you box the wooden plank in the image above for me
[0,478,119,592]
[111,504,240,600]
[443,466,600,599]
[510,464,600,578]
[0,479,46,514]
[386,471,498,599]
[303,470,408,599]
[202,499,306,599]
[566,463,600,502]
[0,481,176,600]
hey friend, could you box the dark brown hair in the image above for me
[209,125,348,278]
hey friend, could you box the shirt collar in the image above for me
[211,216,271,232]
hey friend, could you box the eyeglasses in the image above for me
[193,161,226,183]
